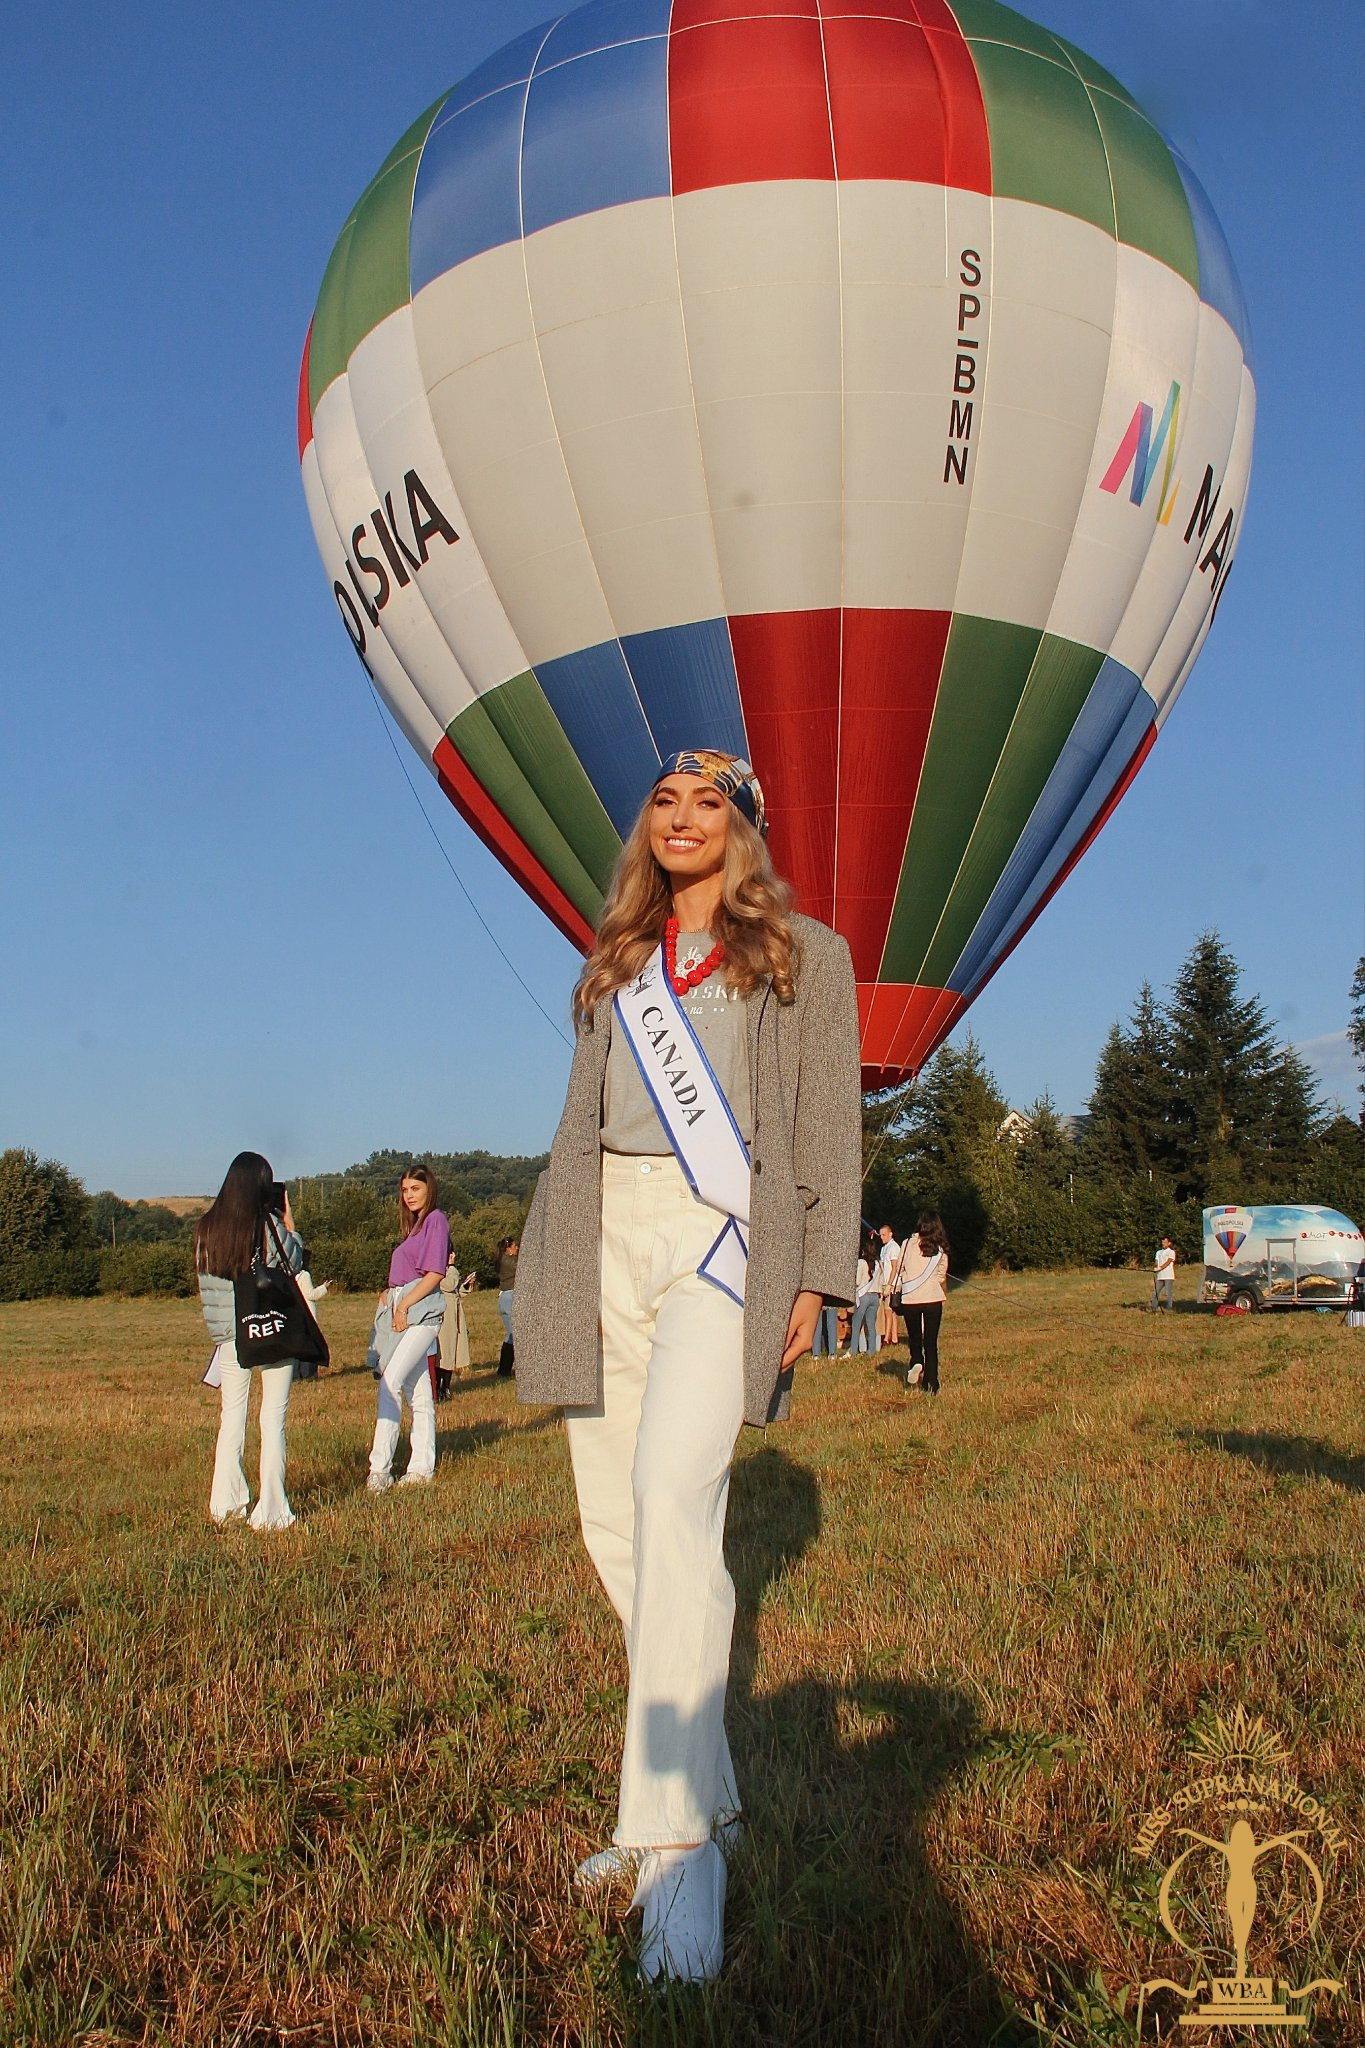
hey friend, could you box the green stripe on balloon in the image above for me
[966,37,1117,239]
[308,97,445,412]
[916,632,1105,990]
[1083,87,1198,288]
[951,0,1197,287]
[444,676,618,926]
[882,618,1102,986]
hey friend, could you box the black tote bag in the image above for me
[233,1214,329,1370]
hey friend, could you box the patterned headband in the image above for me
[652,750,768,837]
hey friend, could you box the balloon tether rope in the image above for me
[364,681,574,1051]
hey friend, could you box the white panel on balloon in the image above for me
[522,196,680,332]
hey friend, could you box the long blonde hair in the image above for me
[574,796,797,1028]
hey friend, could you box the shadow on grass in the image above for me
[294,1411,559,1513]
[687,1445,1023,2047]
[1184,1428,1365,1493]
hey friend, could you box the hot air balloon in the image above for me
[299,0,1253,1087]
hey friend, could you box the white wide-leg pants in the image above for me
[369,1317,438,1482]
[210,1345,294,1530]
[566,1153,745,1848]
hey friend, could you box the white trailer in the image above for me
[1202,1204,1364,1312]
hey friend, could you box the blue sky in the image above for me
[2,1,1361,1197]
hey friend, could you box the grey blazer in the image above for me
[514,912,862,1427]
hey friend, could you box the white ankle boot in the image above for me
[631,1840,726,1983]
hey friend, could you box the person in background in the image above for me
[876,1222,902,1348]
[1151,1236,1177,1312]
[899,1212,950,1394]
[811,1299,841,1358]
[367,1165,450,1491]
[436,1252,473,1398]
[195,1152,305,1532]
[850,1231,882,1355]
[495,1235,519,1377]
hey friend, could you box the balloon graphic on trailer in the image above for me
[299,0,1254,1087]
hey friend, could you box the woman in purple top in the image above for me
[367,1163,451,1492]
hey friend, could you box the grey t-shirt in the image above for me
[600,931,753,1154]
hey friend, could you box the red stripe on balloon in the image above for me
[297,323,314,460]
[432,735,596,954]
[729,611,841,925]
[819,1,990,191]
[961,719,1159,1006]
[858,981,968,1088]
[669,2,834,194]
[834,608,952,980]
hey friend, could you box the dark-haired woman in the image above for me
[196,1152,306,1532]
[367,1165,451,1492]
[899,1212,950,1395]
[515,750,862,1983]
[851,1231,882,1355]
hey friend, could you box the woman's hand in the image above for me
[781,1289,824,1367]
[392,1299,409,1334]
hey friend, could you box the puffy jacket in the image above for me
[198,1223,305,1345]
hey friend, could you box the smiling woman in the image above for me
[511,748,862,1987]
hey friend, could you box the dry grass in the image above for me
[0,1277,1361,2046]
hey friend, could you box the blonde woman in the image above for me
[515,750,861,1984]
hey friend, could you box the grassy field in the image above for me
[0,1276,1361,2047]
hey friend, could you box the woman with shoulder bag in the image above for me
[366,1164,451,1492]
[514,750,862,1985]
[899,1212,950,1394]
[196,1152,307,1532]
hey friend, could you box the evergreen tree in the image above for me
[1349,955,1365,1121]
[1165,932,1280,1200]
[902,1034,1008,1183]
[1260,1046,1325,1191]
[1081,983,1172,1177]
[1016,1094,1075,1192]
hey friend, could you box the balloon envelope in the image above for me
[300,0,1254,1086]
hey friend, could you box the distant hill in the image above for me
[142,1196,211,1217]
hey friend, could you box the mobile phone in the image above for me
[270,1181,288,1214]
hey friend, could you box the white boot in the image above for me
[632,1840,725,1983]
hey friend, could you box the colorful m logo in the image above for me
[1100,380,1181,518]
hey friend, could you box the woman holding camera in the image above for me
[195,1152,305,1532]
[515,750,862,1984]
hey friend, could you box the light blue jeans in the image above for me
[498,1289,515,1341]
[851,1295,881,1353]
[812,1305,841,1356]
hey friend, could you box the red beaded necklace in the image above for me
[664,915,726,995]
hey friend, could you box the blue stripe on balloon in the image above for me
[945,657,1151,997]
[533,641,662,835]
[522,35,672,240]
[619,619,749,762]
[410,4,672,291]
[1170,147,1253,366]
[411,83,529,291]
[536,0,673,68]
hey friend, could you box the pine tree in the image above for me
[1349,956,1365,1122]
[1165,932,1280,1200]
[1081,983,1173,1177]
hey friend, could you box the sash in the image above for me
[613,946,751,1305]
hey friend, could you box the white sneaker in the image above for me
[396,1470,432,1487]
[366,1473,393,1494]
[632,1841,725,1984]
